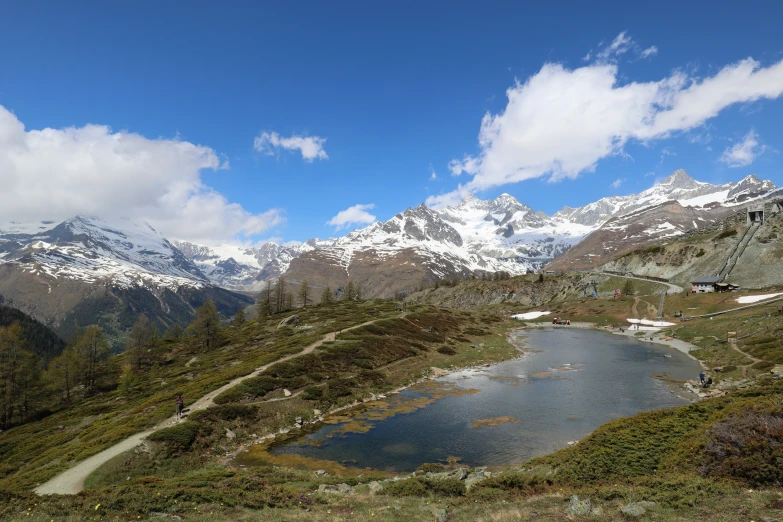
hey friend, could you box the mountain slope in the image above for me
[546,171,776,271]
[0,297,66,361]
[0,216,252,342]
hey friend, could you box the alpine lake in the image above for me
[237,327,701,472]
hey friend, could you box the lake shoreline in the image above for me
[521,320,707,370]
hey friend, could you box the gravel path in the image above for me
[34,319,380,496]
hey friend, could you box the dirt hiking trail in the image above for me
[34,318,381,495]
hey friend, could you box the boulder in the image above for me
[225,428,236,441]
[368,481,383,494]
[465,471,490,490]
[317,483,352,495]
[283,389,292,397]
[565,495,592,517]
[185,357,200,367]
[278,315,300,328]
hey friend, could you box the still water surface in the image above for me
[269,328,700,471]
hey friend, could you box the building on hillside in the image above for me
[715,282,740,292]
[747,203,765,225]
[691,277,719,293]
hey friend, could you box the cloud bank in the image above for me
[0,105,282,244]
[429,43,783,208]
[253,131,328,162]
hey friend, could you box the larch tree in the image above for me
[48,346,80,403]
[274,277,287,314]
[74,325,110,394]
[126,314,152,372]
[622,280,635,297]
[0,323,40,428]
[192,300,222,351]
[344,280,355,301]
[258,280,274,317]
[298,280,311,308]
[232,308,247,327]
[321,286,333,304]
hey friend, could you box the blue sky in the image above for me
[1,1,783,244]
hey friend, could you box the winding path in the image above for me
[729,342,764,378]
[595,272,684,294]
[34,319,382,495]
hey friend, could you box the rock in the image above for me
[465,472,488,490]
[283,389,292,397]
[368,481,383,494]
[565,495,592,517]
[185,357,200,367]
[314,469,326,476]
[591,507,603,516]
[621,501,656,517]
[392,504,402,510]
[313,409,322,416]
[318,483,352,495]
[278,315,300,328]
[433,508,448,522]
[225,428,235,440]
[771,365,783,379]
[295,417,303,424]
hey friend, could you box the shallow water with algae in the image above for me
[260,328,701,471]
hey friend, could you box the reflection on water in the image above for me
[269,327,700,472]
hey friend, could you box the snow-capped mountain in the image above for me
[0,216,252,340]
[554,170,774,226]
[174,240,327,292]
[0,216,208,288]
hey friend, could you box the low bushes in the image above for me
[437,346,457,355]
[148,422,202,449]
[699,409,783,486]
[188,404,259,423]
[383,477,465,497]
[715,229,738,240]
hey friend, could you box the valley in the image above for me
[1,169,782,521]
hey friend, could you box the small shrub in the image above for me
[189,404,258,423]
[302,386,323,400]
[383,478,429,497]
[417,463,445,473]
[699,410,783,487]
[695,248,706,257]
[715,229,738,240]
[437,346,457,356]
[148,422,202,449]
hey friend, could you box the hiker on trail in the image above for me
[176,394,184,419]
[699,372,705,385]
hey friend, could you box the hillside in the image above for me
[601,200,783,290]
[0,298,65,361]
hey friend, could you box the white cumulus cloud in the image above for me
[720,130,766,167]
[253,131,328,162]
[326,204,376,230]
[0,105,283,244]
[427,53,783,208]
[610,178,626,189]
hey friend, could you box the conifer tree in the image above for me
[321,286,333,304]
[0,323,40,427]
[126,314,152,372]
[232,308,246,327]
[344,280,355,300]
[192,301,221,351]
[164,323,183,341]
[74,325,110,393]
[298,280,311,307]
[48,346,80,403]
[258,280,274,317]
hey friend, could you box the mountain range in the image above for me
[0,169,777,334]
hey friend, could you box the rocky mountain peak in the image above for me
[658,169,701,191]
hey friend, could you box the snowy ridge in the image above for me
[0,216,209,289]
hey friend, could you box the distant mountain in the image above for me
[174,240,324,293]
[0,169,775,313]
[0,216,252,342]
[546,171,777,271]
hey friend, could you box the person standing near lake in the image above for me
[699,372,705,385]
